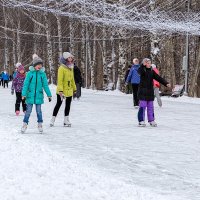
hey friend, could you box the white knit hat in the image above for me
[15,62,22,68]
[63,52,74,60]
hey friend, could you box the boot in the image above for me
[149,121,157,127]
[38,123,43,133]
[138,121,146,127]
[64,116,71,127]
[21,122,28,133]
[16,111,20,116]
[50,116,56,127]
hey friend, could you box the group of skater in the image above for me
[125,58,170,127]
[10,52,82,133]
[8,52,169,133]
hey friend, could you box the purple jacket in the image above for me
[11,73,26,92]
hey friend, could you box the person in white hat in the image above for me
[50,52,76,127]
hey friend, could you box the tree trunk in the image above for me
[3,5,8,70]
[57,15,62,57]
[44,12,54,84]
[90,25,96,89]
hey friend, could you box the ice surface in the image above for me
[0,85,199,200]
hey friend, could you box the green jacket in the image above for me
[22,66,52,104]
[56,64,76,97]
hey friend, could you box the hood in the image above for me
[60,57,74,69]
[29,66,45,73]
[133,64,140,69]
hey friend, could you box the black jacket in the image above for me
[74,65,82,85]
[138,64,168,101]
[124,69,130,82]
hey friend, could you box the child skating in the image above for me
[138,58,170,127]
[50,52,76,127]
[21,54,52,133]
[11,63,26,115]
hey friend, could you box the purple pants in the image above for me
[138,100,155,122]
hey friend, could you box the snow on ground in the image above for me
[0,84,200,200]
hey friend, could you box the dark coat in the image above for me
[125,69,130,82]
[138,64,168,101]
[74,65,82,85]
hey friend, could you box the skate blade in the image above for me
[64,124,71,127]
[138,124,146,127]
[150,124,157,127]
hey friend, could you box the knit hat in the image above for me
[15,62,22,68]
[63,52,74,60]
[152,64,157,69]
[18,65,25,72]
[32,54,43,67]
[142,58,151,65]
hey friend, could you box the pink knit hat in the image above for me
[18,65,25,72]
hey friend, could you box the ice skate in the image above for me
[50,116,56,127]
[21,122,27,133]
[138,121,146,127]
[64,116,71,127]
[38,123,43,133]
[149,121,157,127]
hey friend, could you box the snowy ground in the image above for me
[0,84,200,200]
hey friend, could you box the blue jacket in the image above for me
[22,66,52,105]
[126,64,140,84]
[2,72,9,81]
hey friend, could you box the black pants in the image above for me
[53,94,72,117]
[132,84,139,106]
[4,80,8,88]
[16,92,26,112]
[0,79,2,86]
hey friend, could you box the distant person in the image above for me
[124,65,132,94]
[11,63,26,115]
[9,74,13,81]
[0,72,2,86]
[73,63,82,100]
[137,58,170,127]
[126,58,140,108]
[13,63,20,79]
[2,70,9,88]
[0,71,4,86]
[152,64,162,107]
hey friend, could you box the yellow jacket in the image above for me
[56,64,76,97]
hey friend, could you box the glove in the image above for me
[59,91,63,97]
[11,90,14,95]
[48,97,52,102]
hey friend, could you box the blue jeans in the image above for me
[23,104,43,124]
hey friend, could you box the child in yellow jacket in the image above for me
[50,52,76,127]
